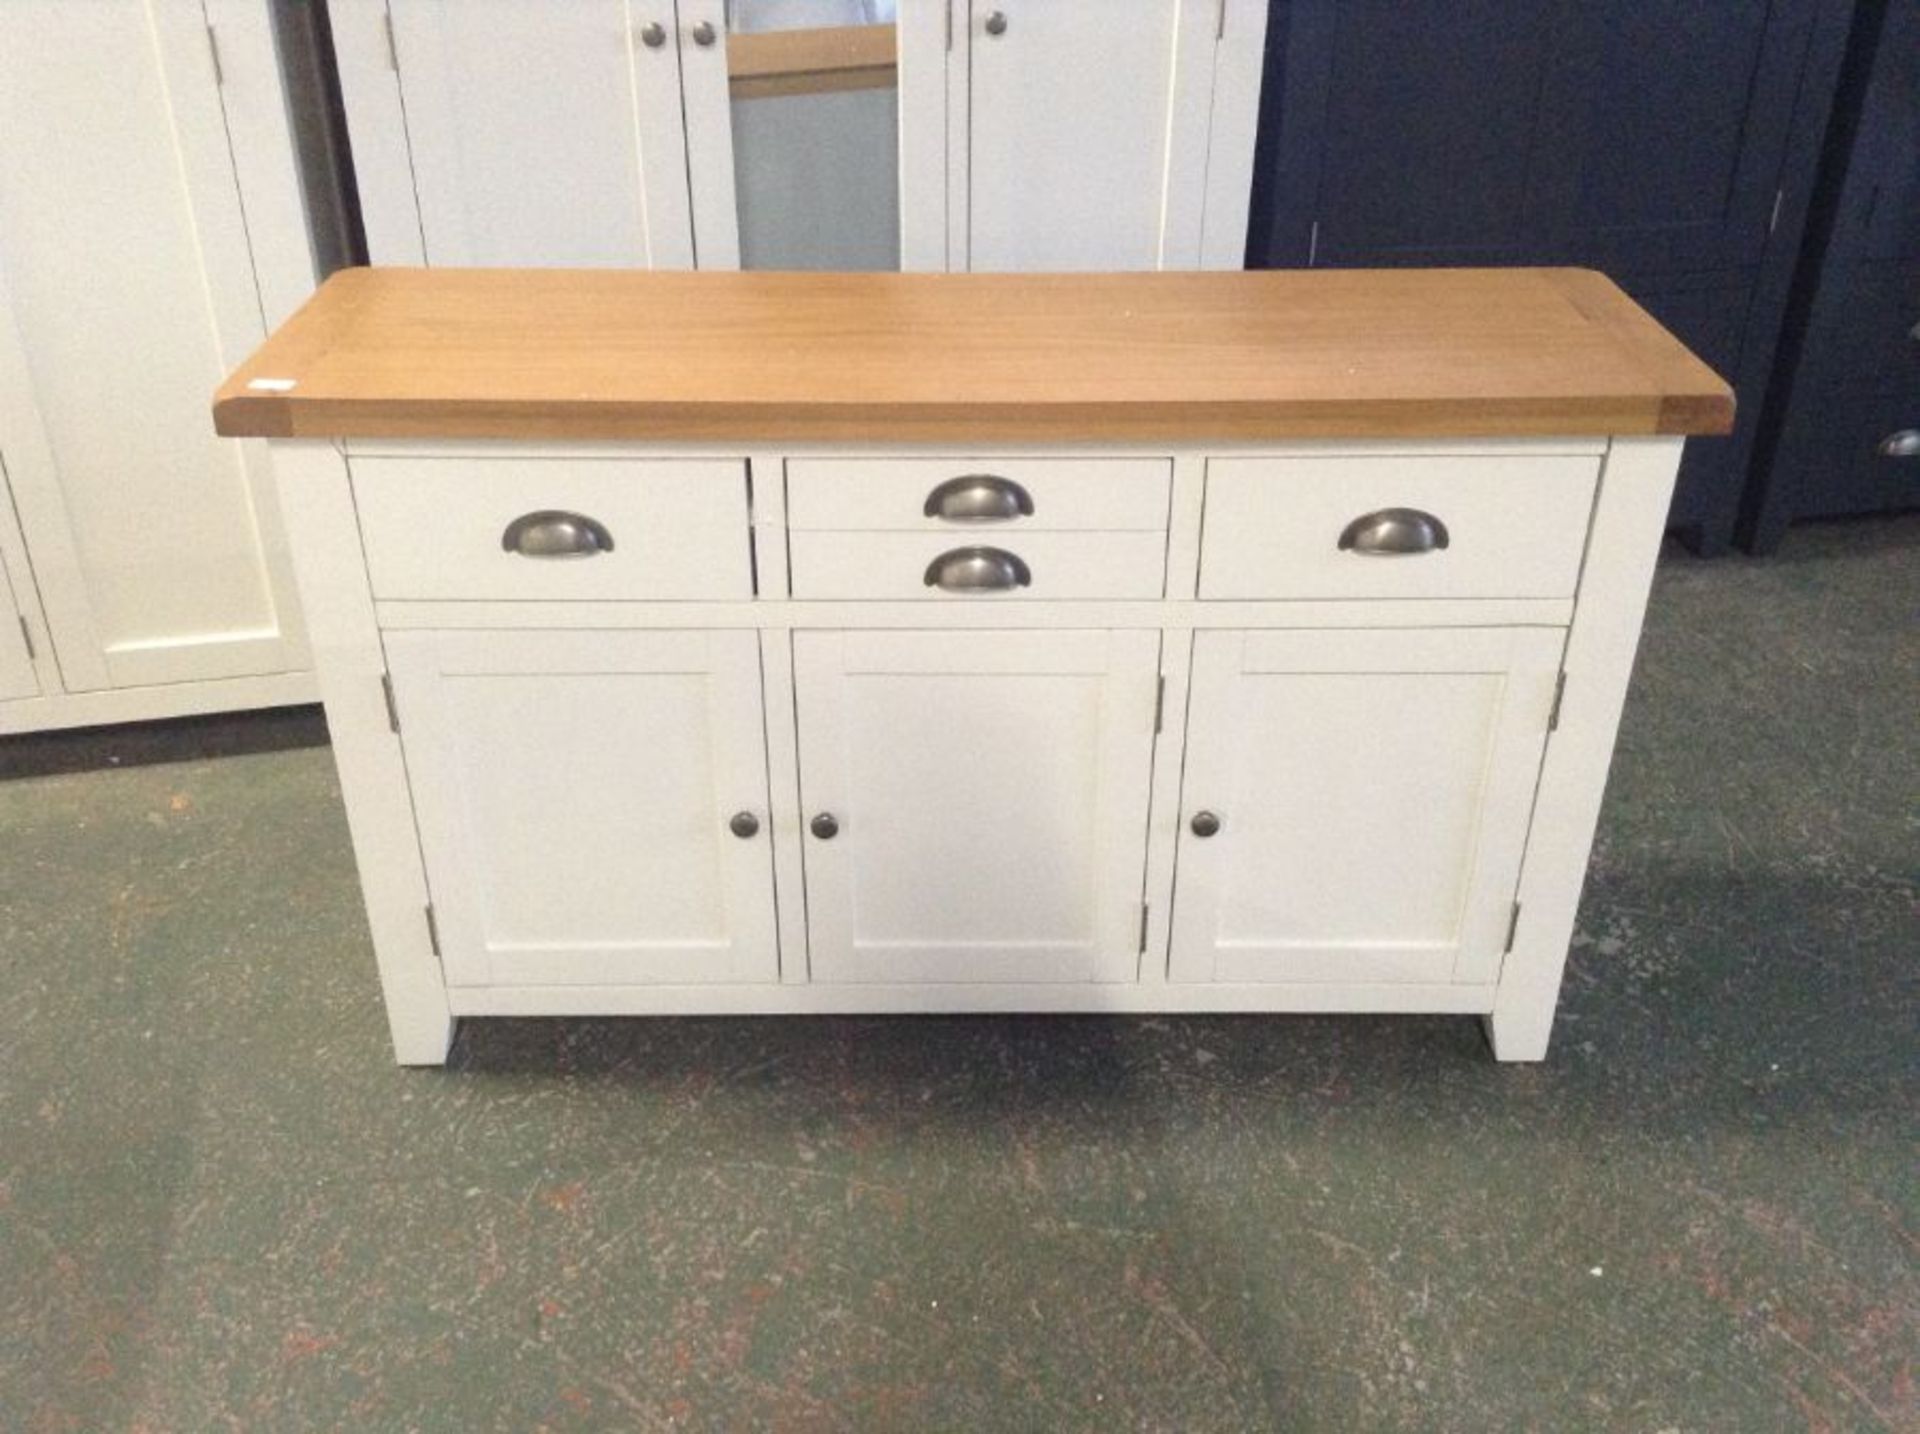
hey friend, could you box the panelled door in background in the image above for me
[0,0,308,692]
[378,0,695,267]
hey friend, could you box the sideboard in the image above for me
[213,268,1731,1065]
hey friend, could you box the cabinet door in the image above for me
[1255,0,1816,274]
[0,547,36,701]
[794,629,1160,983]
[0,1,307,691]
[965,0,1219,270]
[1170,628,1562,986]
[386,630,778,988]
[385,0,695,268]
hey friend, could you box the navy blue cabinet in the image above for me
[1747,2,1920,548]
[1248,0,1856,552]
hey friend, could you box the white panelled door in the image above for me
[1170,628,1564,986]
[0,0,307,692]
[385,0,696,268]
[793,629,1161,984]
[386,629,780,988]
[964,0,1218,270]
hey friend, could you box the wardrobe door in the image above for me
[382,0,695,268]
[0,0,306,692]
[965,0,1215,271]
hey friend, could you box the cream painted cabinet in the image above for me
[216,266,1732,1064]
[386,628,780,988]
[1168,628,1565,987]
[792,628,1161,984]
[0,0,316,734]
[336,0,1265,272]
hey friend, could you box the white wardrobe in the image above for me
[0,0,320,735]
[334,0,1267,273]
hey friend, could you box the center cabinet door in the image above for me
[385,629,778,988]
[1170,628,1564,986]
[385,0,695,267]
[793,630,1161,984]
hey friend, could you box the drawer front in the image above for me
[353,457,751,600]
[1200,455,1598,600]
[789,531,1167,599]
[786,458,1171,531]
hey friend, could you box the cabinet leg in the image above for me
[386,1006,457,1067]
[1481,1005,1553,1063]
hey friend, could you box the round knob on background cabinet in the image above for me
[810,812,840,840]
[984,10,1008,34]
[729,811,761,839]
[690,19,717,45]
[1189,811,1221,838]
[638,20,667,47]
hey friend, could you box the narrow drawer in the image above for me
[1200,455,1598,600]
[789,531,1167,599]
[352,456,751,600]
[786,457,1171,531]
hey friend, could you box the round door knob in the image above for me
[638,20,667,47]
[984,10,1008,35]
[690,19,717,45]
[728,810,760,840]
[1190,811,1221,838]
[809,812,839,840]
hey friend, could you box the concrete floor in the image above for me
[1,516,1914,1431]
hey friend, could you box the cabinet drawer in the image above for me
[1200,455,1598,600]
[352,457,751,600]
[789,531,1166,599]
[786,458,1171,531]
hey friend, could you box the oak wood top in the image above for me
[213,267,1733,443]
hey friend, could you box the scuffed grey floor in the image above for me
[1,516,1914,1430]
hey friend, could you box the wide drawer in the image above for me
[789,531,1167,599]
[352,456,752,600]
[1200,455,1598,600]
[786,457,1171,531]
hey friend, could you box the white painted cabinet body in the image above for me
[225,267,1727,1066]
[0,0,316,733]
[335,0,1266,271]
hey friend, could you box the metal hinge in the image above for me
[1306,219,1321,267]
[1768,187,1784,235]
[1548,671,1566,731]
[1504,901,1522,954]
[382,10,400,70]
[381,671,401,733]
[1139,903,1150,953]
[205,23,224,86]
[16,616,34,661]
[425,903,441,957]
[1154,674,1166,734]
